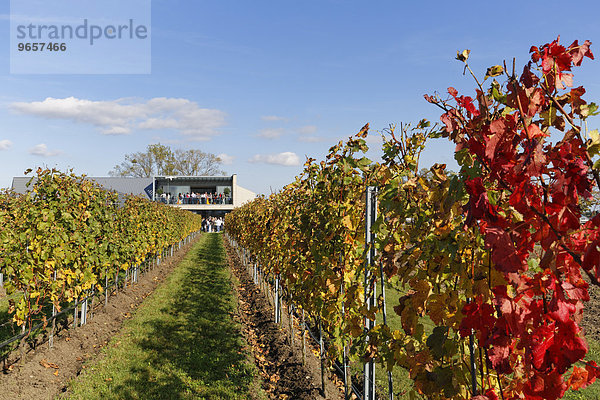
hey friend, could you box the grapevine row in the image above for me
[0,168,202,342]
[226,38,600,400]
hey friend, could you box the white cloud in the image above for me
[29,143,61,157]
[11,97,226,141]
[298,125,317,135]
[103,126,132,135]
[257,128,284,139]
[297,125,324,142]
[261,115,287,122]
[217,153,235,165]
[249,152,301,166]
[0,139,12,150]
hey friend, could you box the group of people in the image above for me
[158,192,232,205]
[202,216,224,233]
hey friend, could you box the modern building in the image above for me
[11,174,256,217]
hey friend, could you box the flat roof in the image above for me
[155,175,232,180]
[11,176,154,198]
[154,176,233,184]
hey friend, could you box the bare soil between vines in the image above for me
[224,237,345,400]
[581,283,600,344]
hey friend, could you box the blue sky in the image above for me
[1,0,600,195]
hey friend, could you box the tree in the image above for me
[110,144,225,177]
[173,149,225,176]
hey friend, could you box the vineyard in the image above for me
[225,38,600,400]
[0,168,202,363]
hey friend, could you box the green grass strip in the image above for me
[64,234,265,400]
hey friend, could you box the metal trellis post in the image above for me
[364,186,377,400]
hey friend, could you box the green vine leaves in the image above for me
[0,168,202,331]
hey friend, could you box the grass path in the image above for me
[63,234,265,400]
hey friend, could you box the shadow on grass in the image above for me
[105,234,256,400]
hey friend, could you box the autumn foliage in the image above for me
[226,37,600,399]
[0,168,202,330]
[423,37,598,399]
